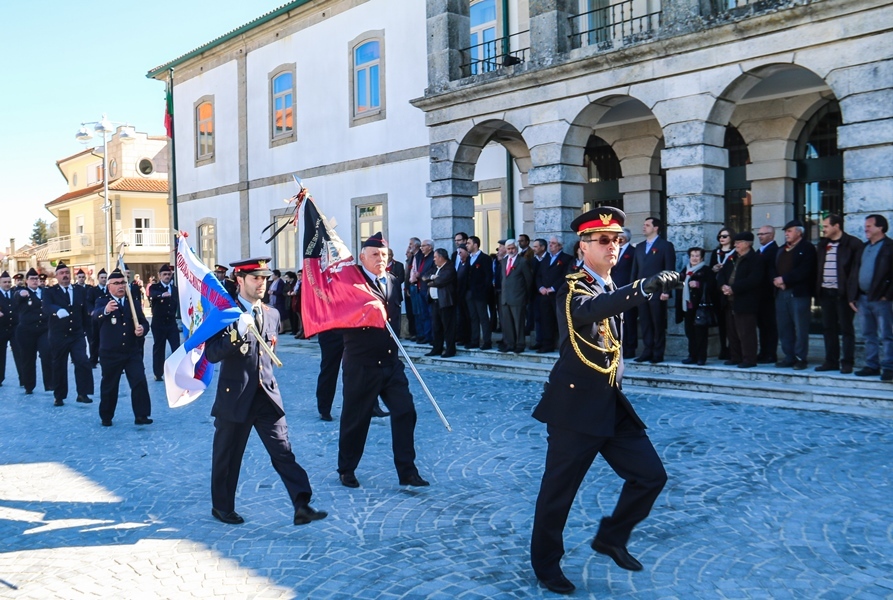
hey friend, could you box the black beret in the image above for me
[159,264,172,273]
[783,219,804,230]
[734,232,755,242]
[55,261,68,272]
[26,268,38,278]
[362,232,386,248]
[107,269,126,281]
[0,271,8,279]
[98,268,107,275]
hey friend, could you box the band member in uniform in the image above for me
[15,269,53,394]
[0,271,21,387]
[13,273,25,288]
[337,233,429,489]
[214,264,238,299]
[87,269,109,367]
[205,257,327,526]
[530,208,681,594]
[92,270,152,426]
[42,262,94,406]
[148,264,181,381]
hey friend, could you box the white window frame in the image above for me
[350,194,388,253]
[348,31,386,127]
[194,96,215,166]
[196,218,218,269]
[270,209,297,270]
[269,64,297,147]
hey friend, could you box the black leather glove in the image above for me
[642,270,682,295]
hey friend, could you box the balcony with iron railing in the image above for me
[460,30,530,78]
[569,0,662,51]
[115,228,171,253]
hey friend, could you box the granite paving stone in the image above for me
[0,338,891,598]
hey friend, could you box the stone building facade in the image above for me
[413,0,893,256]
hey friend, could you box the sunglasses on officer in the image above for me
[583,235,620,246]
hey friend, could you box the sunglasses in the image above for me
[585,236,620,245]
[718,234,730,239]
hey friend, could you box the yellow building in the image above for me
[46,127,171,283]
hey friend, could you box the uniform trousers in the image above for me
[818,288,855,367]
[0,332,15,385]
[537,293,558,351]
[89,320,101,367]
[316,331,344,417]
[530,415,666,579]
[338,360,418,479]
[17,329,53,392]
[212,389,312,513]
[638,296,668,361]
[499,303,527,351]
[151,320,181,378]
[98,351,151,421]
[51,335,94,401]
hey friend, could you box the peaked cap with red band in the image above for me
[571,207,626,236]
[230,256,272,277]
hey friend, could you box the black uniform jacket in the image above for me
[42,284,91,339]
[533,271,651,437]
[148,282,180,322]
[92,296,150,354]
[0,290,17,337]
[14,288,48,334]
[205,302,282,423]
[342,268,402,367]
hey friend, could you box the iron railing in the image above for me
[460,30,529,77]
[569,0,662,50]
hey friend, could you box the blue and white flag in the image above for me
[164,236,241,408]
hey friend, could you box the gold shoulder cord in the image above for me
[565,279,621,386]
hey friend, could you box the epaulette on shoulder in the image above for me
[566,271,587,281]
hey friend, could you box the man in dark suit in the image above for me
[499,239,533,353]
[534,236,573,353]
[815,214,863,373]
[631,216,677,363]
[337,233,429,489]
[15,269,53,394]
[42,262,94,406]
[148,264,181,381]
[454,244,470,345]
[530,208,680,595]
[773,219,817,369]
[718,233,765,368]
[423,248,458,358]
[92,269,152,426]
[0,271,20,387]
[613,228,638,359]
[87,269,109,367]
[205,256,327,526]
[214,264,238,300]
[465,235,494,350]
[755,226,779,363]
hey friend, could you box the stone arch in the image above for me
[453,118,532,180]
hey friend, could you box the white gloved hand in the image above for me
[57,309,70,319]
[237,312,254,336]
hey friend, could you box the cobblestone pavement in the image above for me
[1,338,892,599]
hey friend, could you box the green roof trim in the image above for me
[146,0,313,79]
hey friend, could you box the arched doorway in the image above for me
[795,102,843,243]
[582,135,623,212]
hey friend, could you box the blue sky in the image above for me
[0,0,284,250]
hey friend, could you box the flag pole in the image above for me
[116,244,141,332]
[247,321,283,367]
[384,321,452,432]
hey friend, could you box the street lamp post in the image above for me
[76,115,133,274]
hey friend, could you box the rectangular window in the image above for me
[86,163,103,185]
[356,204,383,253]
[75,215,85,235]
[470,0,497,74]
[473,190,502,254]
[272,215,297,270]
[196,99,214,161]
[198,223,217,269]
[272,71,294,139]
[354,41,381,114]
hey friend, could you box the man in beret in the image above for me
[148,265,180,381]
[773,219,816,369]
[717,232,764,368]
[13,273,25,288]
[337,233,429,489]
[92,270,152,426]
[530,208,680,595]
[205,257,327,526]
[41,262,94,406]
[15,268,53,394]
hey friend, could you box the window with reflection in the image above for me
[198,223,217,269]
[272,72,294,139]
[356,204,383,253]
[354,41,381,115]
[795,103,843,244]
[273,215,296,270]
[196,101,214,160]
[723,126,752,235]
[470,0,497,74]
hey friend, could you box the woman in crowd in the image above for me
[676,247,714,365]
[709,227,735,360]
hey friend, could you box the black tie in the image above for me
[252,306,262,332]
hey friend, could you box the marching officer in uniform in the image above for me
[15,268,53,394]
[530,208,681,594]
[214,264,238,299]
[13,273,25,288]
[92,270,152,426]
[148,264,181,381]
[336,233,429,489]
[205,257,327,527]
[0,271,22,387]
[42,262,94,407]
[87,268,109,367]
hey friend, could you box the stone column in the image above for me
[528,0,575,63]
[428,142,476,249]
[426,0,469,90]
[746,139,795,231]
[660,0,706,35]
[529,164,585,248]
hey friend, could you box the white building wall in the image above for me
[177,192,241,266]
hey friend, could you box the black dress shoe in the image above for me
[53,399,64,407]
[633,355,652,363]
[211,508,244,525]
[681,357,696,365]
[737,362,757,369]
[293,504,328,525]
[793,360,808,371]
[591,538,643,571]
[883,370,893,382]
[649,358,663,364]
[320,413,333,422]
[696,360,706,366]
[25,389,33,395]
[840,365,853,374]
[372,406,390,418]
[101,419,113,427]
[398,473,430,487]
[134,417,154,425]
[814,363,838,372]
[536,347,553,354]
[154,375,164,382]
[76,395,93,404]
[855,367,881,377]
[776,360,796,368]
[723,360,738,366]
[537,573,575,595]
[480,343,492,350]
[340,472,360,488]
[531,343,542,350]
[497,345,511,353]
[424,350,442,357]
[440,351,456,358]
